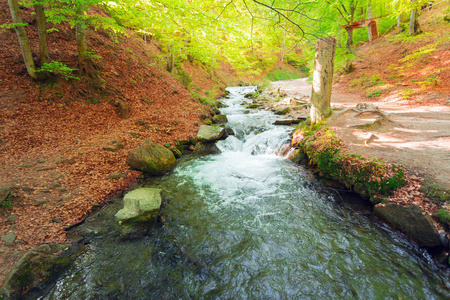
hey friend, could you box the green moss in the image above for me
[436,209,450,224]
[293,125,406,203]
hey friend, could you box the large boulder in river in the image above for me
[115,188,162,225]
[126,139,176,175]
[374,203,441,247]
[196,125,225,143]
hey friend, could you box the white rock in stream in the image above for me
[115,188,162,225]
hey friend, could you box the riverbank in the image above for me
[252,78,450,261]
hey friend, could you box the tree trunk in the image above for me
[310,37,336,125]
[346,2,356,50]
[368,1,372,42]
[345,27,353,50]
[397,14,402,28]
[34,4,49,65]
[281,20,286,62]
[409,1,421,36]
[166,44,174,73]
[76,5,87,67]
[7,0,37,79]
[337,13,341,47]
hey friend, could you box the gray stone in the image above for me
[274,107,291,115]
[193,143,222,155]
[274,119,294,125]
[108,174,124,180]
[7,215,18,222]
[197,125,225,143]
[126,140,176,175]
[115,188,162,225]
[2,233,16,246]
[374,203,441,247]
[35,199,48,206]
[36,166,56,172]
[18,164,37,168]
[246,104,261,109]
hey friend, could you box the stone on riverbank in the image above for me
[127,140,176,175]
[374,203,441,247]
[0,244,72,299]
[196,125,225,143]
[212,114,228,124]
[193,142,222,155]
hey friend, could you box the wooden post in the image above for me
[310,37,336,125]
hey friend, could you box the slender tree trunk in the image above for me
[409,0,421,36]
[368,1,372,42]
[281,20,286,62]
[210,53,215,78]
[7,0,37,79]
[345,27,353,50]
[34,4,49,65]
[397,14,402,28]
[310,37,336,125]
[346,1,356,50]
[76,4,87,67]
[338,13,341,47]
[166,44,174,73]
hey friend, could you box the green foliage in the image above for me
[0,23,28,29]
[1,192,13,208]
[177,68,192,88]
[36,61,79,81]
[266,67,302,81]
[436,209,450,224]
[400,46,437,63]
[366,90,381,98]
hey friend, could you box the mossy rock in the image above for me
[212,114,228,124]
[126,140,176,175]
[0,244,73,299]
[274,107,291,115]
[196,125,225,143]
[202,118,213,125]
[374,203,441,247]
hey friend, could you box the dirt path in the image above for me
[271,78,450,191]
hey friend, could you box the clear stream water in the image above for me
[44,87,450,299]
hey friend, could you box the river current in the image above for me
[43,86,450,299]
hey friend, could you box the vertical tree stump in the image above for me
[310,37,336,125]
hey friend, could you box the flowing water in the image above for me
[44,87,450,299]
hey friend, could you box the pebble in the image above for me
[2,233,16,246]
[34,198,48,206]
[7,215,18,222]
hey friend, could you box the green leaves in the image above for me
[0,22,28,29]
[36,61,79,80]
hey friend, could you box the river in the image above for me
[43,86,450,299]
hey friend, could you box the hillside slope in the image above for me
[0,3,246,283]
